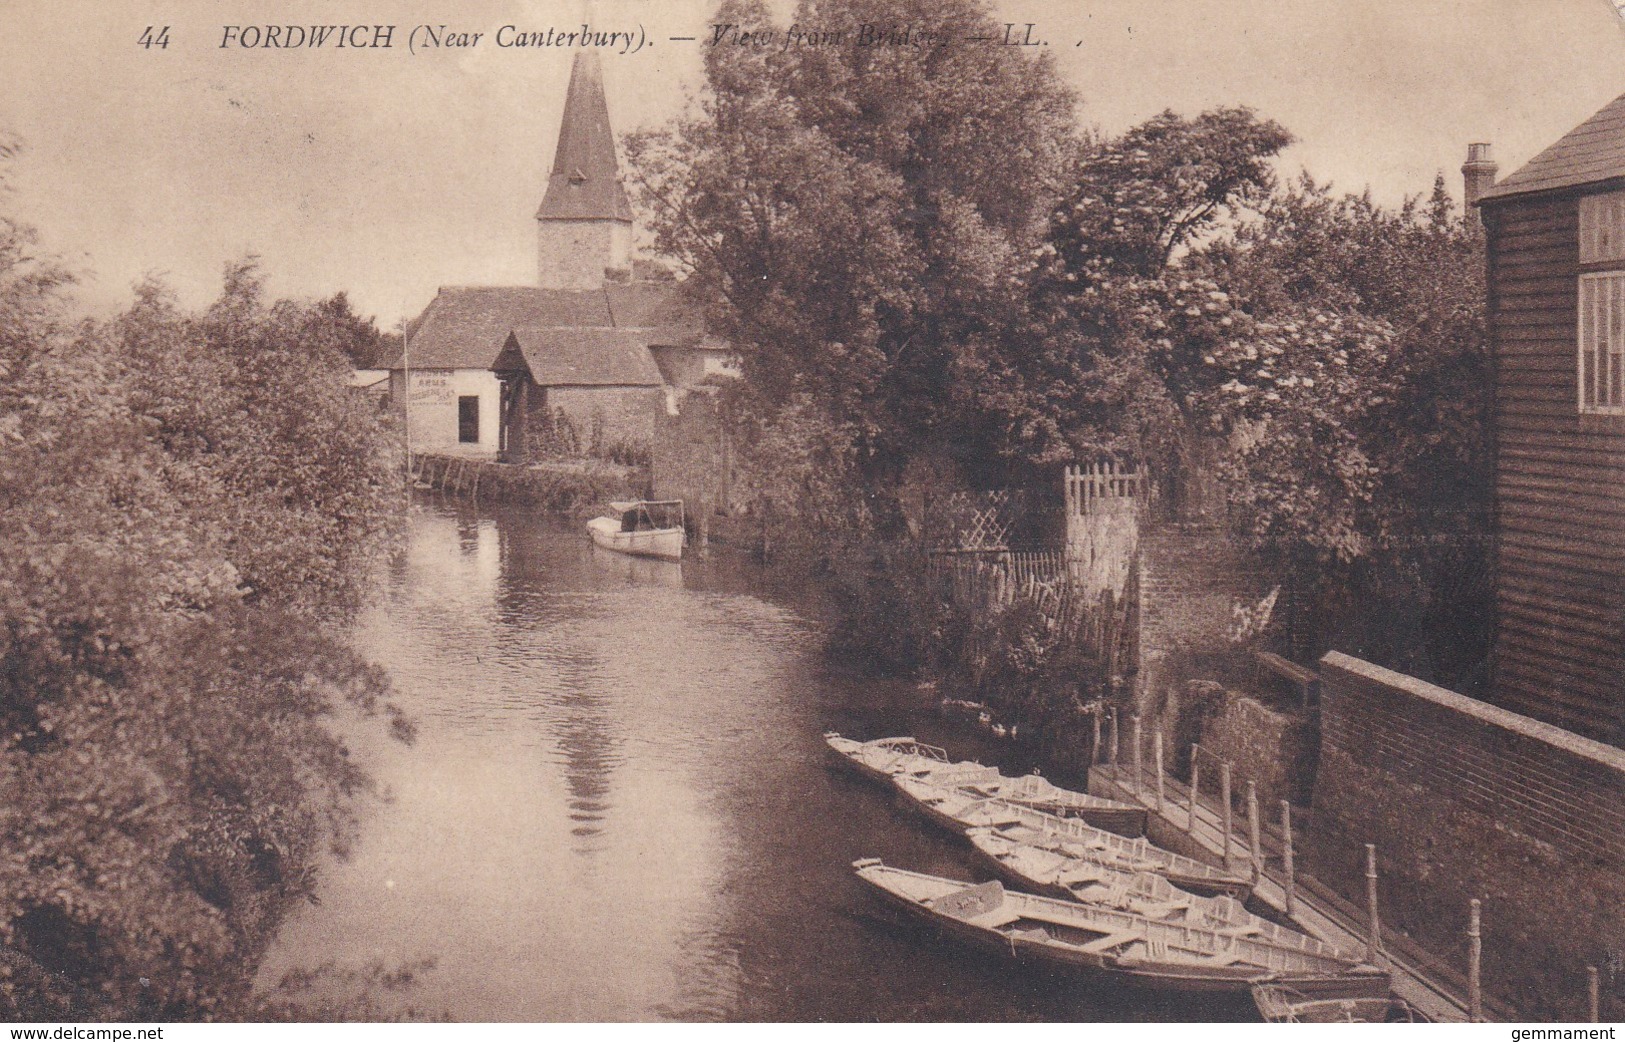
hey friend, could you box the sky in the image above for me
[3,0,1623,327]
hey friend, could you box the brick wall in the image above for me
[1137,523,1269,709]
[1312,652,1625,1019]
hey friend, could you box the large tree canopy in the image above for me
[0,144,409,1017]
[627,0,1079,507]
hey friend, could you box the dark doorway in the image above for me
[458,395,480,444]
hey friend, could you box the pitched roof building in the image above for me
[388,50,731,458]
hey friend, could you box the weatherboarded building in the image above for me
[1478,93,1625,747]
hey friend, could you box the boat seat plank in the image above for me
[966,908,1023,929]
[1080,931,1140,955]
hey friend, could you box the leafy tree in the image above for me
[0,143,410,1018]
[627,0,1079,519]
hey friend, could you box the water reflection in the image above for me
[259,496,1243,1023]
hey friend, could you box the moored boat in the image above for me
[953,771,1147,836]
[825,732,1143,835]
[1251,982,1423,1022]
[853,860,1386,994]
[824,733,969,785]
[586,500,685,561]
[892,776,1252,899]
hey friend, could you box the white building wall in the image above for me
[392,368,502,454]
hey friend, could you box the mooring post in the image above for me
[1220,762,1234,867]
[1187,746,1201,835]
[1153,729,1165,813]
[1587,965,1600,1023]
[1246,781,1262,886]
[1365,844,1382,963]
[1091,711,1102,766]
[1468,898,1483,1023]
[1130,713,1143,794]
[1280,800,1296,918]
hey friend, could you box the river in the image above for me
[259,495,1246,1022]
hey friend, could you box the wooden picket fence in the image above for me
[1065,461,1140,516]
[926,549,1139,695]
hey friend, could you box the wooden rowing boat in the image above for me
[825,732,1144,835]
[965,828,1328,957]
[854,861,1386,994]
[892,776,1252,899]
[823,733,983,786]
[952,772,1147,836]
[1252,982,1423,1022]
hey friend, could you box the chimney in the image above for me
[1462,142,1498,224]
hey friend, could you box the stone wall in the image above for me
[537,220,632,290]
[649,391,734,543]
[1196,689,1315,808]
[1311,652,1625,1020]
[546,386,664,459]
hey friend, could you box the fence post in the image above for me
[1153,729,1165,813]
[1280,800,1296,918]
[1468,898,1483,1023]
[1246,781,1262,886]
[1220,762,1233,867]
[1187,746,1201,835]
[1131,713,1143,794]
[1588,965,1600,1023]
[1365,844,1382,963]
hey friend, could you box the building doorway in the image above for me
[458,395,480,444]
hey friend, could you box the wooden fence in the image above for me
[1065,461,1140,516]
[927,549,1140,696]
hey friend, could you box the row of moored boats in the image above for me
[826,732,1423,1022]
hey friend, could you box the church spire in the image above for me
[536,49,634,223]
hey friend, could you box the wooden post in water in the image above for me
[1245,781,1262,885]
[1187,746,1201,834]
[1220,762,1234,867]
[1468,898,1483,1023]
[1091,711,1102,766]
[1365,844,1382,962]
[1280,800,1296,918]
[1587,965,1600,1023]
[1108,709,1119,770]
[1130,713,1143,794]
[1153,729,1165,813]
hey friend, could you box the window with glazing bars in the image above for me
[1578,272,1625,414]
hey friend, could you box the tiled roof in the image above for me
[384,283,701,370]
[535,51,634,223]
[494,327,666,386]
[1481,91,1625,203]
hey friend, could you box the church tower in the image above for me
[536,50,634,289]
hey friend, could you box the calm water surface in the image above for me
[261,496,1245,1022]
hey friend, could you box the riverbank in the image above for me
[410,453,644,517]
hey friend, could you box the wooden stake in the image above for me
[1280,800,1296,918]
[1587,965,1600,1023]
[1246,781,1262,885]
[1153,729,1165,813]
[1468,898,1482,1023]
[1131,713,1143,793]
[1220,762,1233,867]
[1188,747,1201,835]
[1365,844,1381,963]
